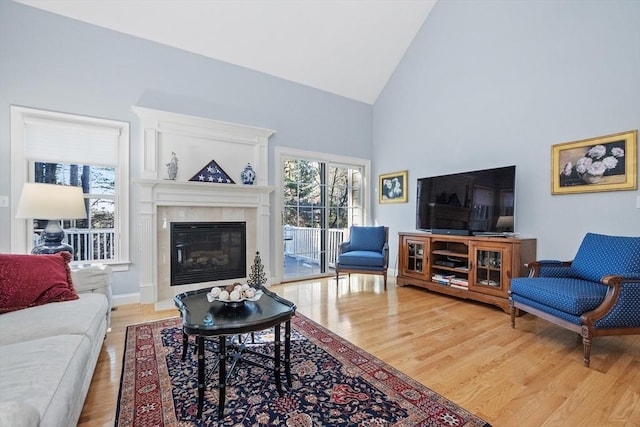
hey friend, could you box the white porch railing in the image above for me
[37,226,345,266]
[33,228,116,262]
[284,225,347,267]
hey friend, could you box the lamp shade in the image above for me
[16,183,87,220]
[496,215,514,230]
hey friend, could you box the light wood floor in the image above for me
[79,276,640,426]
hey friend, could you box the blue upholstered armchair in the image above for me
[336,226,389,290]
[509,233,640,367]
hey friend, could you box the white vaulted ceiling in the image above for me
[14,0,437,104]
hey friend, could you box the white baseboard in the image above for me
[112,293,140,307]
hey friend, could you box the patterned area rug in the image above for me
[115,314,491,426]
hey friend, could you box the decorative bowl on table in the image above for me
[207,283,263,306]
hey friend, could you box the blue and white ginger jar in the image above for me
[241,163,256,185]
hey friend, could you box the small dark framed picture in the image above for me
[379,170,408,203]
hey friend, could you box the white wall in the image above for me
[3,0,639,297]
[0,0,372,297]
[373,0,640,269]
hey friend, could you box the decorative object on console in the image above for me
[378,170,408,203]
[495,215,514,232]
[552,129,637,194]
[15,183,87,254]
[247,251,267,287]
[166,151,178,180]
[189,159,235,184]
[240,163,256,185]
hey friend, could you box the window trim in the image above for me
[10,106,130,270]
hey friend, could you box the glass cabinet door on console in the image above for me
[401,238,429,279]
[468,242,512,297]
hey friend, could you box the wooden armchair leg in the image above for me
[582,339,592,367]
[581,327,592,367]
[510,302,516,328]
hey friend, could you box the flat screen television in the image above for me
[416,165,516,236]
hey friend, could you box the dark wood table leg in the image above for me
[197,336,205,418]
[218,336,226,419]
[182,332,188,361]
[285,320,292,387]
[274,324,282,395]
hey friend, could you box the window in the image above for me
[11,106,130,268]
[34,162,116,262]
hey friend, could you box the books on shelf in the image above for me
[432,273,454,285]
[450,278,469,287]
[431,274,472,289]
[430,274,470,288]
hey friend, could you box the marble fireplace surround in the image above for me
[132,107,275,308]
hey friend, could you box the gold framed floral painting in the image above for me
[552,130,637,195]
[379,170,408,203]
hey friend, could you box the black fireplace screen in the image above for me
[170,221,246,286]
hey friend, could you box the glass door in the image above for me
[282,158,363,281]
[469,242,511,297]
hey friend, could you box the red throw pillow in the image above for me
[0,252,79,314]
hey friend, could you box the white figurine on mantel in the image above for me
[166,152,178,180]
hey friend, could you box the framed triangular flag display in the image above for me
[189,159,235,184]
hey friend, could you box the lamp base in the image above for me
[32,220,74,255]
[31,242,74,255]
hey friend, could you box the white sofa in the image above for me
[0,265,111,427]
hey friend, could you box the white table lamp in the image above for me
[16,183,87,254]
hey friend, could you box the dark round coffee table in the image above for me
[174,286,296,419]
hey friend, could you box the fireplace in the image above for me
[133,107,275,306]
[170,222,246,286]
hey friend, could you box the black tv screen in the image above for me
[416,166,516,235]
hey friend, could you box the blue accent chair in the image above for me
[509,233,640,367]
[336,226,389,290]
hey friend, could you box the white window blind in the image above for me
[23,116,120,166]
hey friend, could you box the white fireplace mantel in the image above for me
[135,179,274,305]
[136,179,275,212]
[132,107,276,306]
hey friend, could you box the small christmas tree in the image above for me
[248,251,267,287]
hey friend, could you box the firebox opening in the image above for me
[170,221,246,286]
